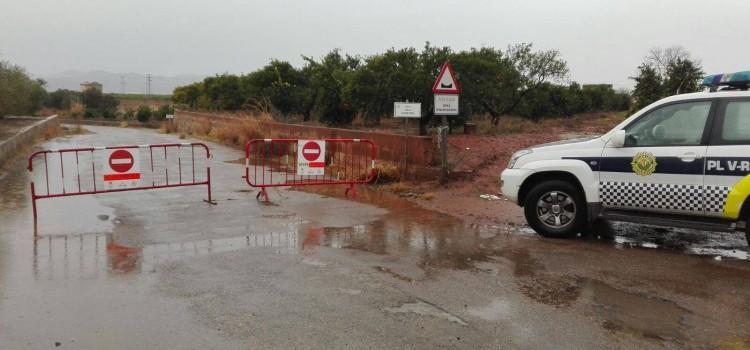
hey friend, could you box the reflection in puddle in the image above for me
[32,230,299,280]
[596,221,749,261]
[585,280,690,342]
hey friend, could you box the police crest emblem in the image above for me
[631,152,657,176]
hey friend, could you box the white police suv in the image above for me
[501,71,750,244]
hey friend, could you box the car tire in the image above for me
[523,180,586,239]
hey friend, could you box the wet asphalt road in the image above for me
[1,126,749,349]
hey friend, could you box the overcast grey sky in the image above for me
[1,0,748,88]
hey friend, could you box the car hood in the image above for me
[529,135,603,152]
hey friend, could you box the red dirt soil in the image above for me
[405,133,565,225]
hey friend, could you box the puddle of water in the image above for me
[586,280,690,342]
[384,300,468,326]
[31,230,300,279]
[467,299,513,321]
[597,221,749,261]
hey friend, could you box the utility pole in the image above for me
[145,73,152,98]
[120,75,126,94]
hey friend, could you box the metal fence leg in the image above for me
[31,182,38,237]
[345,183,357,198]
[203,167,217,205]
[256,187,269,202]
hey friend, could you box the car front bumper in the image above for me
[500,168,534,205]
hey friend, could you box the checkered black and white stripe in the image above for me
[704,186,730,213]
[599,182,704,212]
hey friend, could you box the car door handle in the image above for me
[677,153,702,162]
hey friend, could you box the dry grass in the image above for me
[384,182,409,194]
[42,124,62,140]
[119,121,129,128]
[473,112,628,135]
[210,120,265,146]
[64,124,85,135]
[159,121,178,134]
[374,161,401,183]
[420,192,436,200]
[69,102,85,118]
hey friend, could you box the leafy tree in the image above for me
[631,46,704,111]
[349,47,426,123]
[0,61,47,117]
[449,44,568,125]
[630,64,663,111]
[303,50,360,125]
[241,60,307,116]
[664,58,703,95]
[81,88,119,118]
[172,83,202,108]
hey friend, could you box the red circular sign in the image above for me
[302,142,321,162]
[109,149,134,173]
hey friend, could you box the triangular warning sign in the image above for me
[432,62,460,94]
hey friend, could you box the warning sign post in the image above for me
[103,148,141,190]
[297,140,325,176]
[432,62,460,116]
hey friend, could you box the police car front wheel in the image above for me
[524,181,585,238]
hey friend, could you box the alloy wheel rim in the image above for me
[536,191,576,229]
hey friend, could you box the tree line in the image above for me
[172,43,632,126]
[2,45,707,125]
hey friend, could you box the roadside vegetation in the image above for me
[172,44,704,133]
[0,61,47,117]
[172,43,631,127]
[44,88,174,125]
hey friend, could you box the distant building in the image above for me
[80,81,103,93]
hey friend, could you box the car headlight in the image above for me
[507,149,532,169]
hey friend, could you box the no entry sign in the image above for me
[103,148,141,190]
[297,140,325,176]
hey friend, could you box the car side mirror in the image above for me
[608,130,626,148]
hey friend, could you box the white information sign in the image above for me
[102,148,141,190]
[434,94,459,115]
[394,102,422,118]
[297,140,326,176]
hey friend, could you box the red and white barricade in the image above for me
[244,139,377,201]
[28,142,215,233]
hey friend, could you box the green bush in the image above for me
[136,105,152,123]
[152,104,174,121]
[123,109,134,120]
[45,89,80,110]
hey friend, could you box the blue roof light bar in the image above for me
[703,71,750,88]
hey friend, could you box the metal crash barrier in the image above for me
[28,142,215,233]
[244,138,377,201]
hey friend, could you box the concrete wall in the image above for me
[175,110,437,167]
[0,115,60,167]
